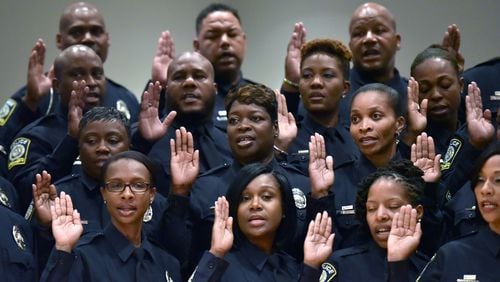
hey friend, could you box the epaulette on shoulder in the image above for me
[55,174,80,185]
[278,161,307,175]
[334,244,369,257]
[76,231,104,247]
[198,162,231,177]
[470,57,500,69]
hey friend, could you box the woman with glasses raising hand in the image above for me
[40,151,182,282]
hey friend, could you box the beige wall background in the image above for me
[1,0,499,105]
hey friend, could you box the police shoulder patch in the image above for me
[292,188,307,209]
[0,187,11,208]
[12,225,27,250]
[441,138,462,171]
[8,137,31,170]
[116,100,131,121]
[320,262,336,282]
[0,99,17,126]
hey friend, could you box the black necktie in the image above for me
[195,125,225,171]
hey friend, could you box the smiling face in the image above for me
[100,159,155,231]
[166,52,217,120]
[349,3,400,75]
[366,178,414,248]
[79,120,129,180]
[412,57,462,126]
[237,173,283,247]
[194,11,246,81]
[350,90,404,166]
[474,154,500,234]
[300,53,349,120]
[227,101,278,165]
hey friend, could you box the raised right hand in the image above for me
[24,39,54,112]
[210,197,233,258]
[51,192,83,253]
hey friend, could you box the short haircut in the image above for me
[225,84,277,123]
[350,83,404,117]
[53,44,99,80]
[196,3,241,35]
[300,38,352,80]
[100,151,158,188]
[355,159,425,228]
[225,163,297,251]
[410,44,461,77]
[79,106,130,138]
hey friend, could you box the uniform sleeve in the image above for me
[388,260,410,282]
[299,264,322,281]
[40,249,79,282]
[189,251,229,282]
[0,96,40,150]
[280,88,301,118]
[8,133,79,212]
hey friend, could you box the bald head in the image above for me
[166,51,217,122]
[53,45,105,110]
[348,2,401,78]
[56,2,109,62]
[167,52,215,81]
[350,2,396,31]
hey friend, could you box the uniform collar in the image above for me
[104,223,153,263]
[215,71,245,97]
[239,239,269,271]
[350,67,404,90]
[478,225,500,257]
[80,173,100,192]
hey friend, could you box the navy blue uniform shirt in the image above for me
[287,114,358,175]
[41,223,181,282]
[7,104,81,212]
[0,203,37,282]
[191,240,320,282]
[321,238,428,282]
[417,224,500,282]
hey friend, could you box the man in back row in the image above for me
[151,3,257,131]
[0,2,139,169]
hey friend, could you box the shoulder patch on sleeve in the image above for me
[8,137,31,170]
[292,188,307,209]
[116,100,131,121]
[0,187,12,208]
[0,99,17,126]
[441,138,462,170]
[320,262,336,282]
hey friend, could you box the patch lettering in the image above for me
[8,137,31,169]
[441,138,462,170]
[320,262,336,282]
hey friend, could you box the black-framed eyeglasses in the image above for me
[104,182,151,194]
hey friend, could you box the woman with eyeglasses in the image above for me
[40,150,181,281]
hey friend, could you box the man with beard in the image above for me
[8,45,106,213]
[134,52,232,196]
[150,3,256,131]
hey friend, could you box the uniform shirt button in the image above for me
[208,262,214,269]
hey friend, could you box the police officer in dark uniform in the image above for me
[133,52,232,197]
[275,38,358,175]
[32,107,192,276]
[460,57,500,123]
[280,3,407,129]
[0,197,37,281]
[41,151,181,282]
[184,84,317,272]
[191,165,334,282]
[7,45,106,213]
[0,2,138,156]
[150,3,256,131]
[320,160,430,282]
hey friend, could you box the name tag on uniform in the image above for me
[340,205,355,215]
[216,110,227,121]
[457,274,478,282]
[491,91,500,100]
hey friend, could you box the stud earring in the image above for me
[103,200,107,205]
